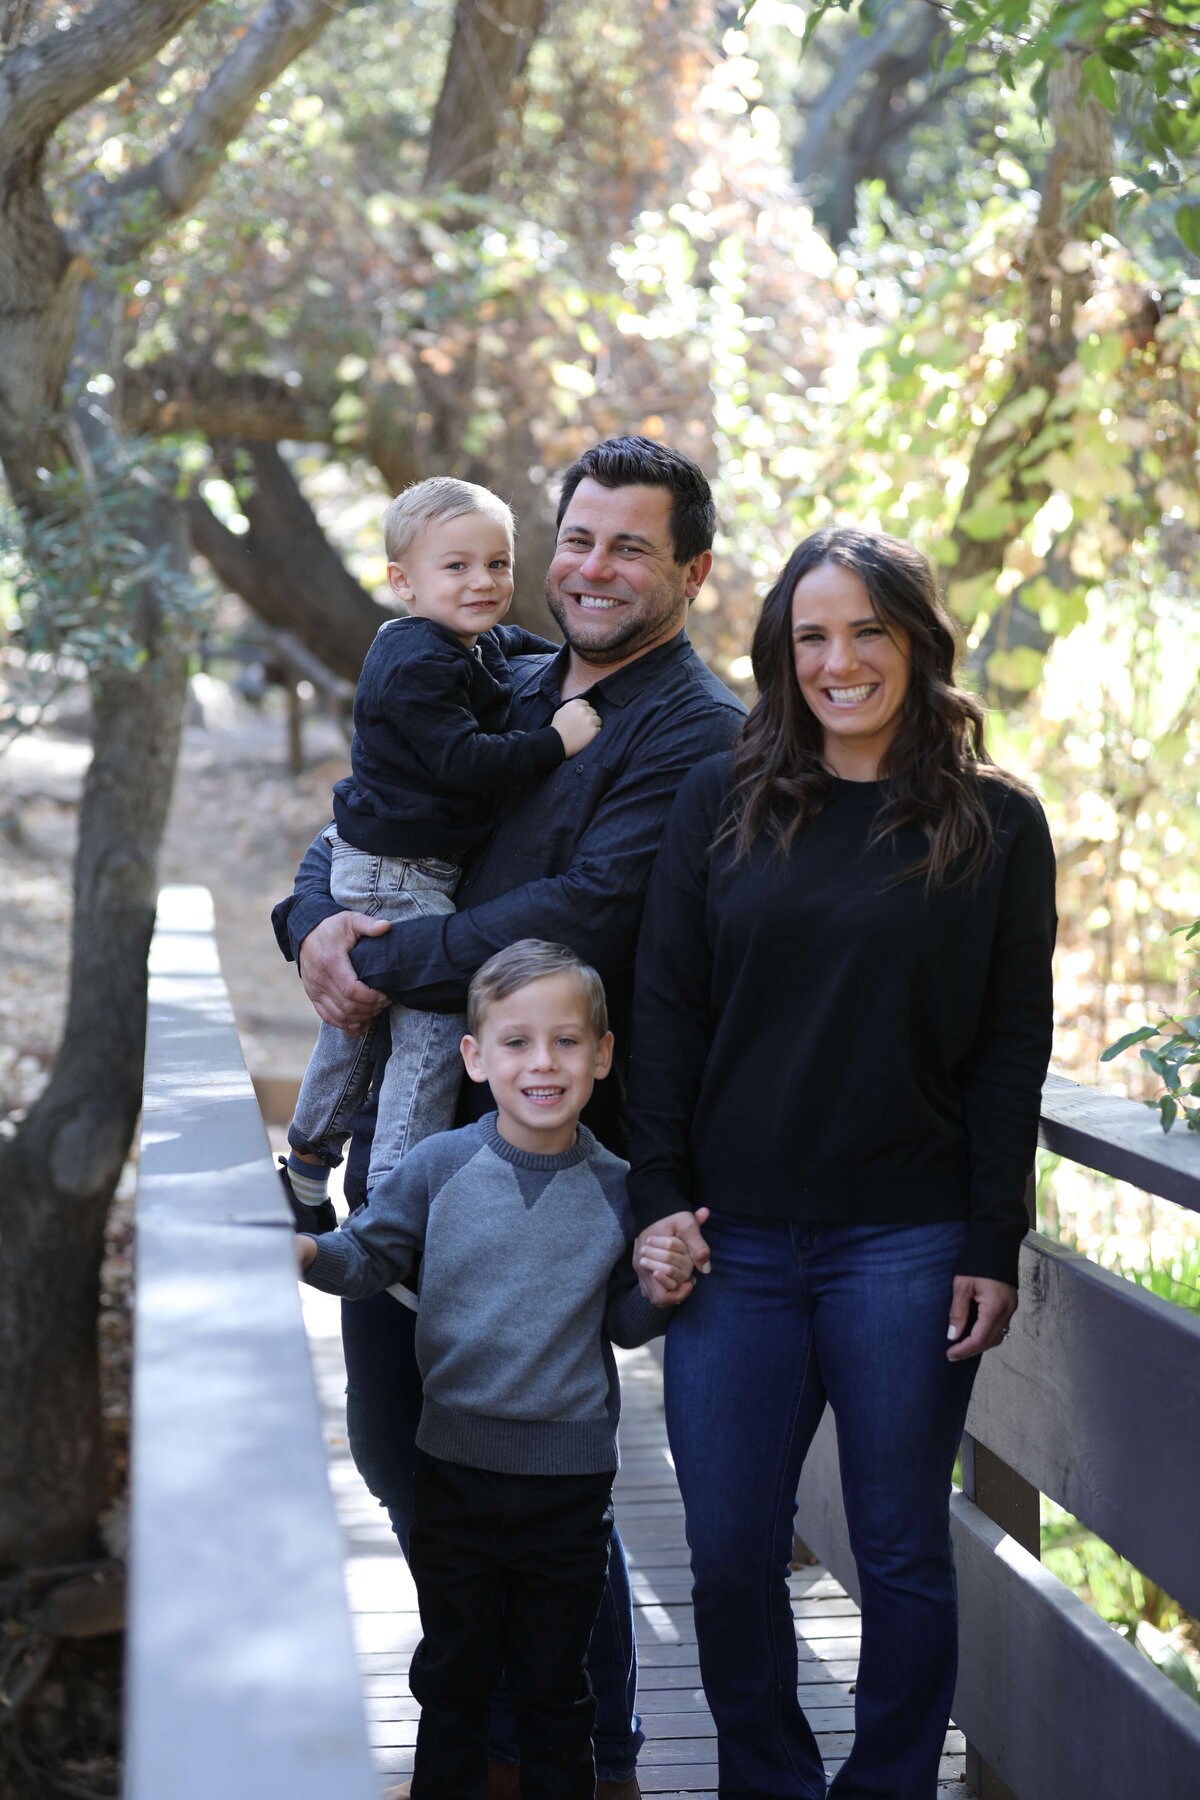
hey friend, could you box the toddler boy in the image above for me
[284,479,600,1224]
[297,940,695,1800]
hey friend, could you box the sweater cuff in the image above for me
[275,892,343,964]
[529,725,567,773]
[304,1231,360,1295]
[610,1288,671,1348]
[955,1222,1028,1289]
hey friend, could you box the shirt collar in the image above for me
[534,628,693,711]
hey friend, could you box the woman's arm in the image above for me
[957,790,1058,1287]
[625,760,727,1235]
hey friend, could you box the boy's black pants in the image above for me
[407,1452,615,1800]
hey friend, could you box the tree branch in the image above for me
[122,359,335,442]
[0,0,208,156]
[90,0,341,261]
[422,0,546,195]
[186,442,384,680]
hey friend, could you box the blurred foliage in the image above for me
[790,0,1200,256]
[1103,919,1200,1129]
[0,437,209,749]
[3,0,1199,1070]
[1041,1497,1200,1700]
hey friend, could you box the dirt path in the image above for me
[1,689,350,1113]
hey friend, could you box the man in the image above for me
[273,436,744,1799]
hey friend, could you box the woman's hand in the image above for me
[298,912,391,1031]
[639,1233,698,1306]
[946,1275,1017,1360]
[634,1208,711,1307]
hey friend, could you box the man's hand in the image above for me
[946,1274,1018,1361]
[295,1236,318,1274]
[298,912,392,1031]
[634,1207,711,1307]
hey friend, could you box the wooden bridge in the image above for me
[126,889,1200,1799]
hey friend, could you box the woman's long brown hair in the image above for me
[718,527,1020,888]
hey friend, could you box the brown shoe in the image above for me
[596,1781,641,1800]
[385,1764,521,1800]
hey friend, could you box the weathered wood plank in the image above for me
[951,1491,1200,1800]
[1039,1070,1200,1213]
[128,887,376,1800]
[969,1234,1200,1617]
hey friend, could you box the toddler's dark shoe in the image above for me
[277,1155,337,1235]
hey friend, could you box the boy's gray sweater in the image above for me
[304,1114,667,1476]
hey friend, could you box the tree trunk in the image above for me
[950,57,1115,692]
[0,0,343,1572]
[0,627,188,1565]
[0,149,82,499]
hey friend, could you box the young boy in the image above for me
[283,479,601,1226]
[297,941,697,1800]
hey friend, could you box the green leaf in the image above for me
[1158,1095,1179,1132]
[1100,46,1138,72]
[1068,177,1111,223]
[957,500,1018,541]
[1100,1025,1159,1061]
[1080,54,1119,111]
[1176,203,1200,259]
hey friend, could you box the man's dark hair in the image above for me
[555,435,716,566]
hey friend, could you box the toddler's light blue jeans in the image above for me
[288,829,464,1190]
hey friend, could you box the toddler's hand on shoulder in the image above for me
[551,697,602,757]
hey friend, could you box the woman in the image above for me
[626,528,1056,1800]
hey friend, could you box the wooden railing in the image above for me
[795,1070,1200,1800]
[125,887,378,1800]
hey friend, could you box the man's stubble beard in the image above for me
[543,575,689,667]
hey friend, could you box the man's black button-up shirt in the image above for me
[273,628,744,1168]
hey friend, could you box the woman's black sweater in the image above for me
[626,753,1057,1285]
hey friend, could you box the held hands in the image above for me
[946,1274,1018,1361]
[635,1207,712,1308]
[551,697,602,758]
[298,912,392,1032]
[295,1236,318,1274]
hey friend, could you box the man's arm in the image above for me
[271,832,391,1033]
[344,700,743,1013]
[272,828,340,962]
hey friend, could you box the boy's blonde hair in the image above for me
[382,477,515,564]
[467,940,609,1040]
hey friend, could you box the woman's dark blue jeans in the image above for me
[664,1214,978,1800]
[341,1291,643,1784]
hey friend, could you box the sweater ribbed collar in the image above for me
[481,1112,594,1171]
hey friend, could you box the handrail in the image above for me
[1040,1068,1200,1214]
[125,886,378,1800]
